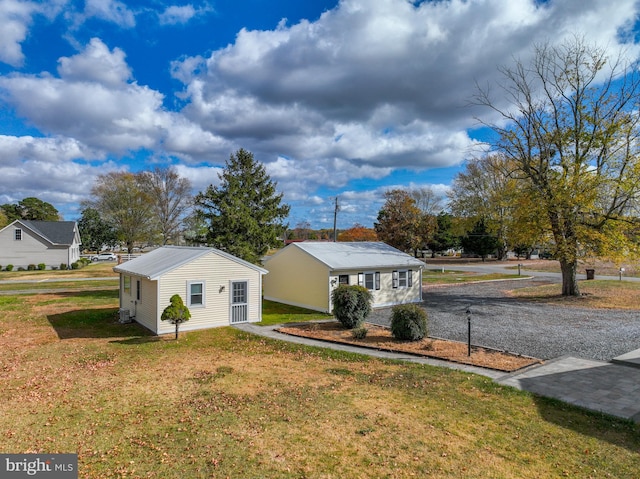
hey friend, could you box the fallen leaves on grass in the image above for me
[277,322,541,372]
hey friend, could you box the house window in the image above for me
[124,276,131,294]
[136,280,141,301]
[358,272,380,291]
[393,270,414,289]
[14,228,22,241]
[338,275,349,285]
[188,281,205,307]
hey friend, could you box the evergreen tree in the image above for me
[194,149,290,264]
[161,294,191,340]
[460,219,499,261]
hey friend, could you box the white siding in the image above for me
[156,251,263,334]
[328,268,422,309]
[119,275,158,333]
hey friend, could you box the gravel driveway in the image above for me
[367,278,640,361]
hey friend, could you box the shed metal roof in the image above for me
[281,241,424,270]
[113,246,268,280]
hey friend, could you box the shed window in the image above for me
[338,275,349,285]
[136,280,141,301]
[393,270,413,289]
[358,272,380,291]
[14,228,22,241]
[188,281,205,307]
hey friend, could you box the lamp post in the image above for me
[466,307,472,356]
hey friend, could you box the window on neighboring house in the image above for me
[358,272,380,291]
[188,281,205,307]
[393,270,414,289]
[136,280,141,301]
[338,274,349,285]
[124,276,131,294]
[14,228,22,241]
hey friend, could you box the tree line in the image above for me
[79,149,289,265]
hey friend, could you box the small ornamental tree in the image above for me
[331,285,372,329]
[161,294,191,340]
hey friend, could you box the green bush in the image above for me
[79,257,91,266]
[5,265,13,272]
[60,263,68,270]
[27,264,36,271]
[17,267,25,271]
[390,304,428,341]
[38,263,46,270]
[331,285,372,329]
[71,262,80,269]
[351,326,368,340]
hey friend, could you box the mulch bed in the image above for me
[277,321,542,372]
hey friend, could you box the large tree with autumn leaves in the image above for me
[475,36,640,296]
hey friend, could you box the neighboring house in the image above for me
[113,246,267,335]
[0,220,81,269]
[263,241,425,313]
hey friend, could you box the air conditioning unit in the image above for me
[118,308,131,324]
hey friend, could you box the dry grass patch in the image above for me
[1,289,639,478]
[278,321,540,372]
[509,280,640,309]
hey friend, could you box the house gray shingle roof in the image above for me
[19,220,78,245]
[113,246,268,280]
[281,241,425,270]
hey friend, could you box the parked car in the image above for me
[91,252,118,262]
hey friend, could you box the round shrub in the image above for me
[60,263,68,270]
[390,304,428,341]
[351,326,368,340]
[27,264,36,271]
[38,263,46,270]
[5,264,13,272]
[331,285,372,329]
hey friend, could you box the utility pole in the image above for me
[333,196,339,242]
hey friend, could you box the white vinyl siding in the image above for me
[157,251,263,334]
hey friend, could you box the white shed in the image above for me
[113,246,267,335]
[263,241,424,313]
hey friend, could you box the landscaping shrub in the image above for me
[17,267,25,271]
[71,262,80,269]
[351,326,368,340]
[60,263,68,270]
[38,263,46,270]
[331,285,372,329]
[27,264,36,271]
[5,265,13,272]
[390,304,428,341]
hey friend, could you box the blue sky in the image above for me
[1,0,639,230]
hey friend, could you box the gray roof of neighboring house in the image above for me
[17,220,78,245]
[273,241,425,270]
[113,246,268,280]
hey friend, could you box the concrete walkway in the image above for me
[235,323,640,423]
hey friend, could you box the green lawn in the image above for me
[423,268,523,284]
[260,299,332,325]
[0,288,638,478]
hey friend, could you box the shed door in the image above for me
[230,281,248,323]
